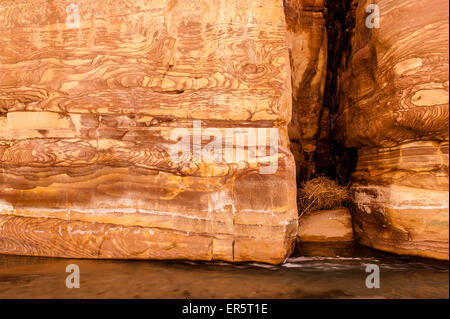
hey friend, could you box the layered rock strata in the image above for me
[0,0,298,264]
[336,0,449,260]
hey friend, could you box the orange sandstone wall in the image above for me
[0,0,298,264]
[337,0,449,260]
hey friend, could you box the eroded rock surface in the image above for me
[297,208,354,242]
[284,0,328,182]
[337,0,449,260]
[0,0,298,264]
[0,0,448,263]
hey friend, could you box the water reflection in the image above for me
[0,243,448,299]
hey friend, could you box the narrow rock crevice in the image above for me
[316,0,358,185]
[285,0,358,186]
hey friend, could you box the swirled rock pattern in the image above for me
[0,0,298,264]
[337,0,449,259]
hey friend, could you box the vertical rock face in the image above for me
[0,0,298,264]
[283,0,328,182]
[337,0,449,259]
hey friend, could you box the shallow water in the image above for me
[0,243,448,299]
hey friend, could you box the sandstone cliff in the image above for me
[0,0,298,264]
[336,0,449,260]
[0,0,448,263]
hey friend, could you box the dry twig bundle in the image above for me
[297,177,350,217]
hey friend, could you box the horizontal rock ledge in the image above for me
[297,207,354,243]
[0,214,297,264]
